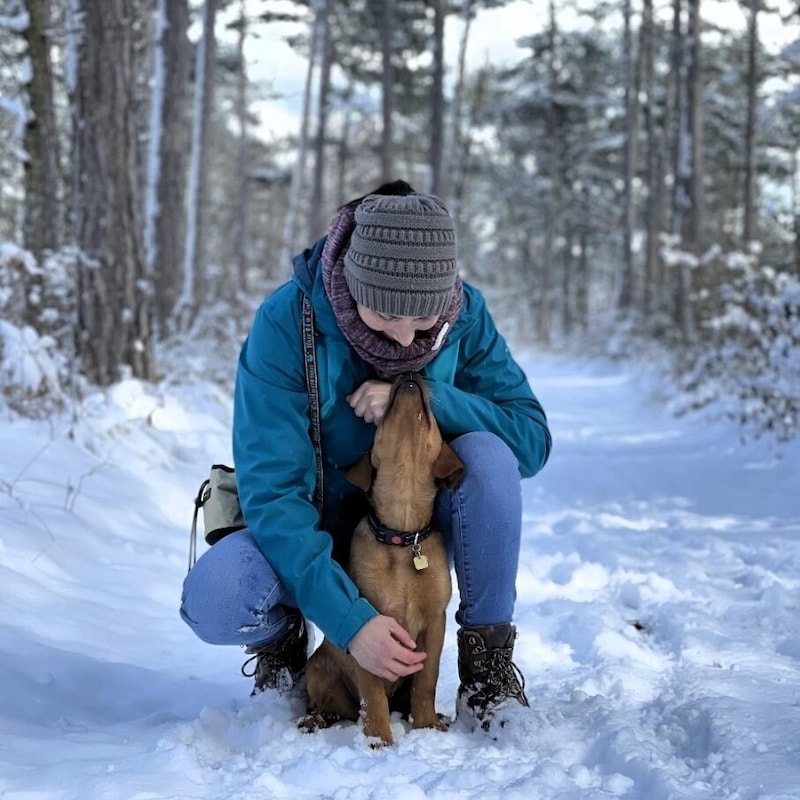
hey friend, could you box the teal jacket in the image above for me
[233,237,552,650]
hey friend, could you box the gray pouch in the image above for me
[188,464,246,570]
[202,464,245,543]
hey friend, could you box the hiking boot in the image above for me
[456,624,529,732]
[241,618,308,696]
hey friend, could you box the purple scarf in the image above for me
[321,204,463,380]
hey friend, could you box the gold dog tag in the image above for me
[412,541,428,571]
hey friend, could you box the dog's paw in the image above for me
[298,707,341,733]
[363,730,394,748]
[432,714,449,732]
[411,712,449,732]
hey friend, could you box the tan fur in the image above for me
[301,374,463,746]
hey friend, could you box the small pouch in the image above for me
[188,464,246,570]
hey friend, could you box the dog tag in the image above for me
[413,553,429,571]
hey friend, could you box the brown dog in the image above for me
[301,373,464,746]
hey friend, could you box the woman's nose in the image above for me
[388,323,416,346]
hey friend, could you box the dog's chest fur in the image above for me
[349,522,452,641]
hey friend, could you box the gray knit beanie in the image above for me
[343,193,458,317]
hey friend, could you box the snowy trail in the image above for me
[1,356,799,799]
[520,358,800,800]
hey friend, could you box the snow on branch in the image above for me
[0,11,29,33]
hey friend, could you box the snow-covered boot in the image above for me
[241,618,308,696]
[456,624,529,731]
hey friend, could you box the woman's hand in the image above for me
[347,380,392,425]
[348,615,427,680]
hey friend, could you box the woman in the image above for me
[180,180,552,732]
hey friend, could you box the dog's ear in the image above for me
[433,442,465,489]
[346,453,374,491]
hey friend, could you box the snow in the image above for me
[1,354,799,799]
[0,11,29,34]
[0,320,61,398]
[0,92,29,142]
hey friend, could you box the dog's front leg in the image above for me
[356,669,394,746]
[410,614,448,732]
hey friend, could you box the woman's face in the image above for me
[356,303,439,347]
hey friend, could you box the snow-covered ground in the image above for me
[1,353,798,799]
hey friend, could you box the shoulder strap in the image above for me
[301,294,324,512]
[187,296,323,573]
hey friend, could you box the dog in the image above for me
[301,373,464,746]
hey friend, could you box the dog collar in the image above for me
[367,513,432,547]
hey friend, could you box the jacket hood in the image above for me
[292,236,327,295]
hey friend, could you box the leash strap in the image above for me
[189,478,211,572]
[302,294,324,512]
[188,295,322,572]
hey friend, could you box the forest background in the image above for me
[0,0,799,441]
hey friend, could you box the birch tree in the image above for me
[280,0,323,271]
[177,0,217,327]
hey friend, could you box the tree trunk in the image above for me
[538,0,558,344]
[577,186,590,331]
[146,0,190,331]
[563,221,574,335]
[336,110,351,209]
[309,0,332,242]
[743,0,759,243]
[379,0,395,183]
[448,0,474,220]
[620,0,633,307]
[669,0,694,336]
[233,0,250,289]
[178,0,217,326]
[618,0,638,312]
[682,0,703,249]
[72,0,155,385]
[793,145,800,275]
[23,0,60,264]
[428,0,446,196]
[279,0,323,273]
[671,0,688,239]
[641,0,662,315]
[679,0,702,340]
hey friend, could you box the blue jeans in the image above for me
[180,431,522,649]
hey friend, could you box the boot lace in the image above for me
[471,645,529,707]
[241,620,306,695]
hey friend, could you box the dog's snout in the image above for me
[398,373,418,392]
[387,373,429,416]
